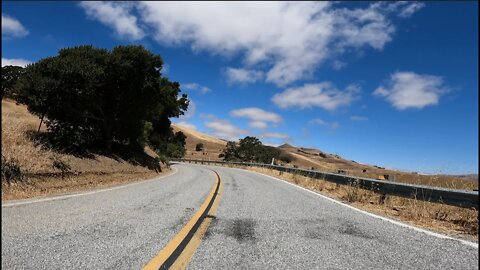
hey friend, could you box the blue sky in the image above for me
[2,1,478,174]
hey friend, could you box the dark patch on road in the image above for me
[225,218,257,242]
[339,222,374,240]
[203,215,218,239]
[298,218,326,225]
[299,218,331,240]
[231,177,239,191]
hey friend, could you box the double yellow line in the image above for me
[143,170,223,270]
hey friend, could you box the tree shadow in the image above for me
[25,130,162,171]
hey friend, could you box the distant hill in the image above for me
[172,123,478,190]
[278,143,295,149]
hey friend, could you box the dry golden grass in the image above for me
[172,123,227,146]
[232,165,478,241]
[172,123,226,161]
[278,148,478,190]
[1,99,167,201]
[1,171,163,201]
[2,99,55,173]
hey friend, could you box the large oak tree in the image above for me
[16,45,189,153]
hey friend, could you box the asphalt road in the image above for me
[2,164,478,269]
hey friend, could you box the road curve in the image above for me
[2,164,478,269]
[1,165,215,269]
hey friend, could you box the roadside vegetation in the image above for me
[1,45,190,200]
[232,165,478,241]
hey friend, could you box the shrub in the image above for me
[154,151,170,169]
[166,143,185,158]
[1,155,23,185]
[50,154,71,178]
[195,143,204,151]
[318,152,327,158]
[157,154,169,166]
[278,151,293,163]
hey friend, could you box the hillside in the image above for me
[1,99,166,200]
[172,123,226,161]
[175,124,478,190]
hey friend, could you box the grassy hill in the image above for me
[172,123,226,161]
[1,99,166,200]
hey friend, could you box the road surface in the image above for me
[2,163,478,269]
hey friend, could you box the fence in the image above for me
[170,158,479,209]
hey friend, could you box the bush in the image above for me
[1,155,23,184]
[50,154,71,178]
[195,143,204,151]
[157,154,169,166]
[318,152,327,158]
[278,151,293,163]
[166,143,185,158]
[344,179,364,203]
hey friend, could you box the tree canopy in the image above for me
[15,45,189,155]
[222,136,281,164]
[2,65,25,99]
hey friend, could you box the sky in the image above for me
[2,1,478,175]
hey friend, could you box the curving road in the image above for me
[2,163,478,269]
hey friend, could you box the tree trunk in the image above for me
[37,114,45,133]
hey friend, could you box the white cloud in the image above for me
[259,132,291,147]
[80,2,423,86]
[2,58,31,67]
[249,121,268,129]
[332,60,347,70]
[2,14,28,38]
[380,1,425,18]
[182,83,211,94]
[272,82,360,111]
[398,3,425,18]
[309,118,339,129]
[350,115,369,122]
[259,132,290,139]
[204,117,248,141]
[176,121,196,130]
[225,67,263,84]
[230,107,282,129]
[230,107,282,123]
[79,1,144,40]
[373,71,447,110]
[332,6,394,51]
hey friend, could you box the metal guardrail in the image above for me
[170,158,479,209]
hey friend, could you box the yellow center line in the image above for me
[142,170,223,270]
